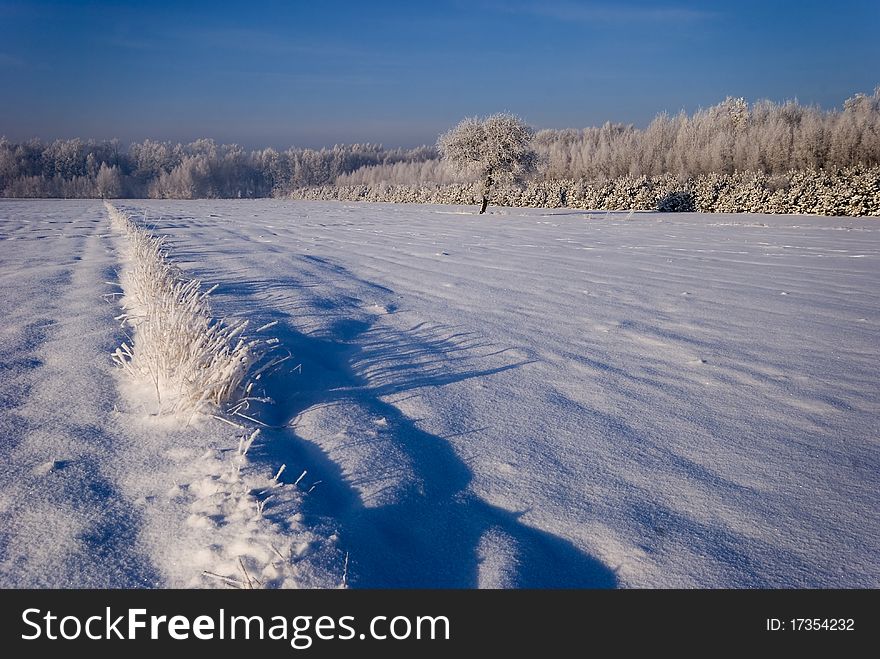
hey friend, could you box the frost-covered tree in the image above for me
[95,163,123,198]
[129,139,182,181]
[438,113,537,213]
[149,155,213,199]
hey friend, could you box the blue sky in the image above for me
[1,0,878,148]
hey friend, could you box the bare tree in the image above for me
[438,113,537,213]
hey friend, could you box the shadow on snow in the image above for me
[233,262,618,589]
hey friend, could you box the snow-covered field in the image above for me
[1,199,877,588]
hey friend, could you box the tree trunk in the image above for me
[479,167,493,214]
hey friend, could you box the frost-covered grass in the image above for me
[107,202,279,416]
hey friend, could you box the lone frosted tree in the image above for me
[438,113,537,214]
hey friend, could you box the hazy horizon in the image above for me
[2,0,879,149]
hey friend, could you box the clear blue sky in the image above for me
[1,0,878,148]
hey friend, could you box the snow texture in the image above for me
[1,199,877,588]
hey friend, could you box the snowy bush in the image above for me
[106,202,280,415]
[657,190,696,212]
[289,165,880,216]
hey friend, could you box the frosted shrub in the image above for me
[290,166,880,216]
[657,190,696,212]
[106,202,278,415]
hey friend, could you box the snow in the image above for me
[1,199,878,588]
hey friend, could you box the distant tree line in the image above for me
[532,90,880,179]
[335,89,880,185]
[305,89,880,216]
[2,88,878,215]
[0,137,434,199]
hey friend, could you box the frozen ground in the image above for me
[0,198,877,588]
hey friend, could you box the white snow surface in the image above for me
[1,199,878,588]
